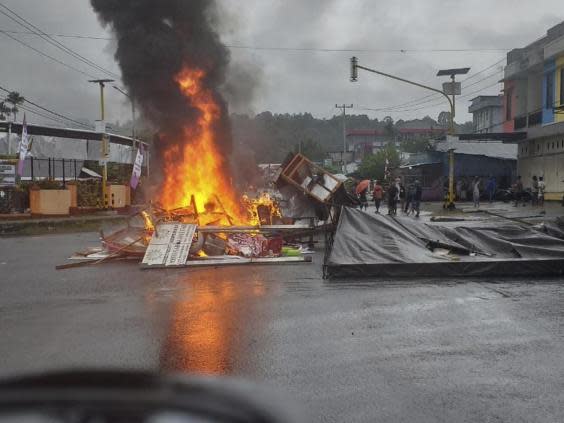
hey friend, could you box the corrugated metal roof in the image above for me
[0,121,149,147]
[434,140,517,160]
[347,128,447,137]
[400,161,441,168]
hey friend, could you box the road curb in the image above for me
[0,215,129,236]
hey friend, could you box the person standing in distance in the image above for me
[372,180,383,214]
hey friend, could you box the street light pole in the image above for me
[336,103,353,174]
[451,74,456,119]
[89,78,114,209]
[436,67,470,209]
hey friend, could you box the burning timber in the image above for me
[55,153,359,270]
[57,194,318,270]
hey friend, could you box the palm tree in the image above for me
[383,116,395,138]
[0,101,10,121]
[5,91,25,122]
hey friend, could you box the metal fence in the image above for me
[19,157,84,182]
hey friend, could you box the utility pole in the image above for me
[335,103,353,174]
[89,78,114,209]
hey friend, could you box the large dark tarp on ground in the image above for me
[325,207,564,278]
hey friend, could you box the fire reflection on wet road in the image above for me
[158,272,266,375]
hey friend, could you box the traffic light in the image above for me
[350,56,358,82]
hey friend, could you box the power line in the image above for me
[0,84,93,129]
[226,45,510,53]
[0,3,120,79]
[0,30,98,79]
[461,57,505,83]
[1,96,67,127]
[383,79,503,114]
[358,61,505,114]
[0,29,512,53]
[462,68,503,91]
[0,4,119,78]
[359,79,502,115]
[0,29,112,40]
[355,57,507,113]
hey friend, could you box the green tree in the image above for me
[294,138,323,161]
[322,163,341,174]
[457,121,474,133]
[383,116,395,138]
[6,91,25,122]
[401,137,434,153]
[357,144,400,180]
[0,102,10,121]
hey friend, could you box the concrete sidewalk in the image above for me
[0,213,130,236]
[457,200,564,221]
[356,199,564,223]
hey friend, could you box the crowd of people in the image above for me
[510,175,545,207]
[454,174,546,209]
[355,173,547,216]
[355,178,423,218]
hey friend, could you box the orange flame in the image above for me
[244,192,282,226]
[160,68,245,224]
[140,211,154,232]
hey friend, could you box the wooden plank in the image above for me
[284,154,303,179]
[186,255,311,267]
[197,223,312,232]
[140,254,312,269]
[141,223,196,267]
[140,255,249,269]
[57,237,143,270]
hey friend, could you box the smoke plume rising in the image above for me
[90,0,233,181]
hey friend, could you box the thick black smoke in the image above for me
[90,0,232,178]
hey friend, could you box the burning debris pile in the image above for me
[55,2,348,270]
[56,152,356,270]
[57,198,314,270]
[56,152,356,269]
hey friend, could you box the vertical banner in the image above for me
[17,114,29,176]
[130,143,144,189]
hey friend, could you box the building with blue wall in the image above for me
[400,140,517,201]
[503,21,564,200]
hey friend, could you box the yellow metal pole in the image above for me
[447,77,456,209]
[100,83,108,208]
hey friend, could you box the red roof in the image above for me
[347,128,447,137]
[398,128,447,134]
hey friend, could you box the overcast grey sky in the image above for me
[0,0,562,128]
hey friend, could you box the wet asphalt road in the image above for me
[2,232,564,422]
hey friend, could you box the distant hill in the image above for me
[108,111,473,164]
[231,112,473,163]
